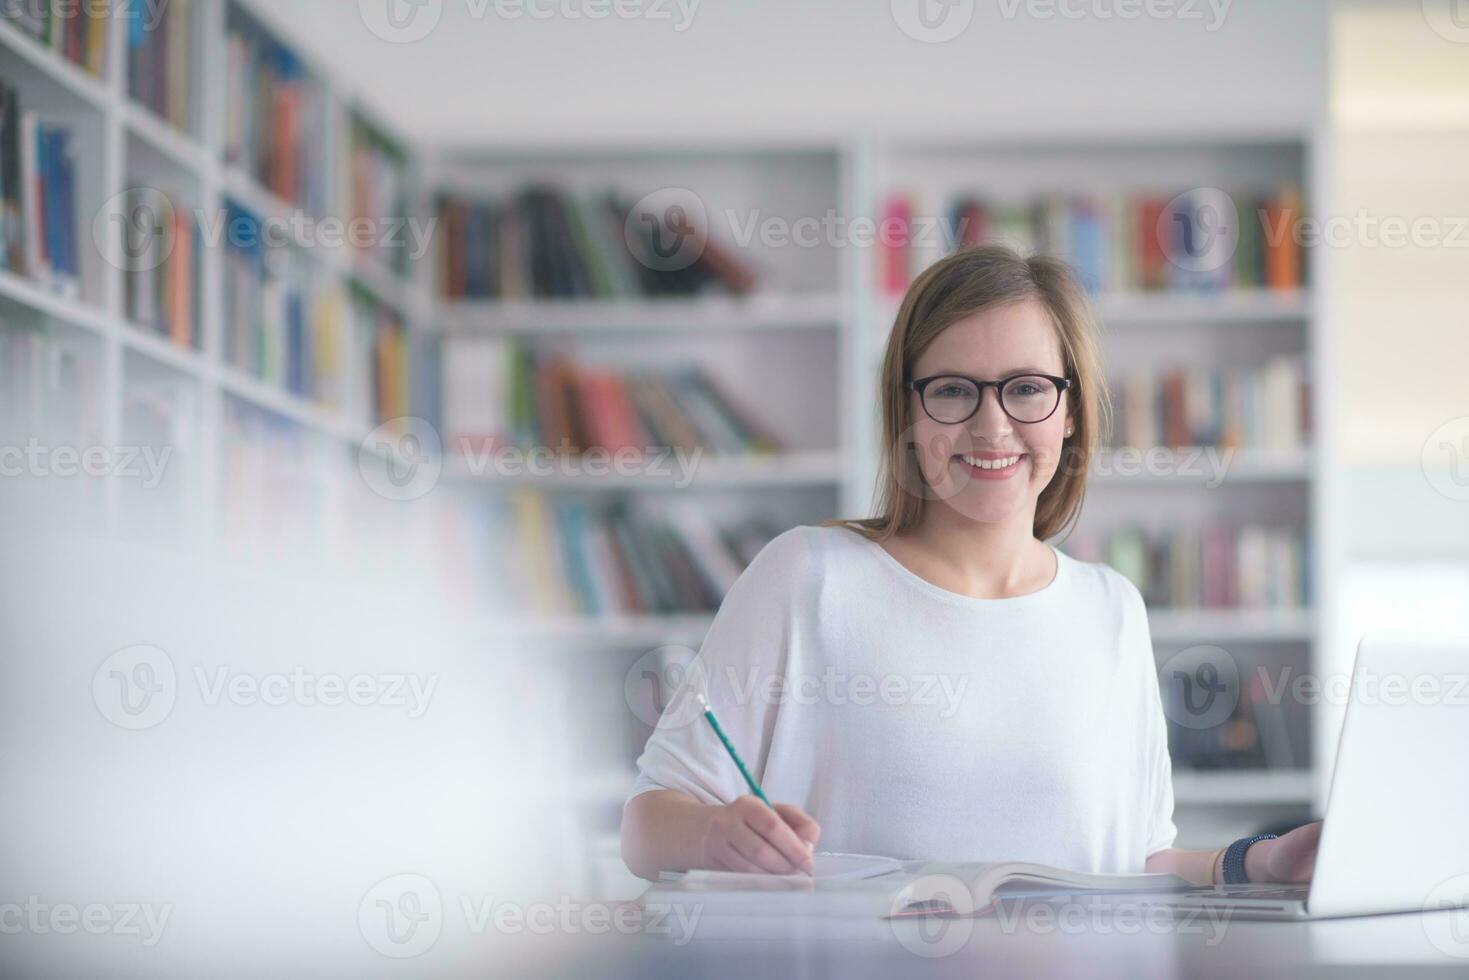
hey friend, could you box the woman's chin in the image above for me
[932,483,1033,525]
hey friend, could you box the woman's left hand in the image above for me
[1248,820,1323,883]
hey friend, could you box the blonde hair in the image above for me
[827,244,1110,544]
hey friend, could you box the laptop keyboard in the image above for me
[1209,884,1310,900]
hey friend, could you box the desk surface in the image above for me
[524,899,1469,979]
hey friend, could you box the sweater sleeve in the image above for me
[625,525,816,808]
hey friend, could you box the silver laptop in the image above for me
[1157,634,1469,920]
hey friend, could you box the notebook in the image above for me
[644,852,1191,918]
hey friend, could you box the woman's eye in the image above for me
[1010,383,1040,396]
[934,385,969,398]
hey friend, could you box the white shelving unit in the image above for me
[0,1,427,553]
[2,5,1333,888]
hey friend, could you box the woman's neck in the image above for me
[898,504,1051,600]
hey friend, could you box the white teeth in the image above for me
[959,454,1022,470]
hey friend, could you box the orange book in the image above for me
[1264,185,1302,291]
[170,210,192,348]
[274,88,299,202]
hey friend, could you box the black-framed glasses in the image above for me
[905,373,1073,425]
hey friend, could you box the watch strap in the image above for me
[1222,833,1278,885]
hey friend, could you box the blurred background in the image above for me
[2,0,1468,974]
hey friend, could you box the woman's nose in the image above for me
[969,386,1013,440]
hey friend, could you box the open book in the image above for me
[644,852,1192,918]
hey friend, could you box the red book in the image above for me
[880,193,912,296]
[1137,196,1168,291]
[1163,370,1189,447]
[599,373,650,454]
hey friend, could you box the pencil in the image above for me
[695,692,772,807]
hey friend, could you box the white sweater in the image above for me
[627,523,1178,873]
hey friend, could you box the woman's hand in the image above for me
[1246,820,1323,883]
[700,795,822,874]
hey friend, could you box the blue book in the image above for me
[286,291,305,395]
[55,130,78,282]
[557,500,601,616]
[1068,201,1103,294]
[40,128,61,281]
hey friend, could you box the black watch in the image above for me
[1222,833,1278,885]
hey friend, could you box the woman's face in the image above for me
[905,298,1072,527]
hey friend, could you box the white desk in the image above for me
[525,897,1469,979]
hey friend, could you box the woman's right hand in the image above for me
[699,795,822,874]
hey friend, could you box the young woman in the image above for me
[621,245,1321,886]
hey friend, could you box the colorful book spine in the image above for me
[1065,524,1310,611]
[882,184,1307,296]
[470,494,778,617]
[1110,356,1310,452]
[223,5,328,215]
[0,79,81,297]
[2,0,108,77]
[350,115,409,275]
[439,338,783,459]
[436,187,758,300]
[128,0,191,129]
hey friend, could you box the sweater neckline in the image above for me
[853,532,1067,608]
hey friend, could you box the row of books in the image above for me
[1109,356,1310,452]
[2,0,107,76]
[436,188,757,300]
[349,116,409,276]
[1167,667,1301,771]
[224,3,328,215]
[121,187,200,348]
[0,78,81,293]
[222,203,346,401]
[879,184,1305,296]
[354,285,441,428]
[127,0,192,131]
[442,338,782,458]
[479,495,779,616]
[1064,524,1310,610]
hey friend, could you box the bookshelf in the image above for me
[0,0,428,555]
[0,4,1334,886]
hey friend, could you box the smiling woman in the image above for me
[619,245,1322,886]
[840,245,1107,550]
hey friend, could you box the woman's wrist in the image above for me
[1243,837,1274,882]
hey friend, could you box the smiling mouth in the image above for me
[953,452,1027,472]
